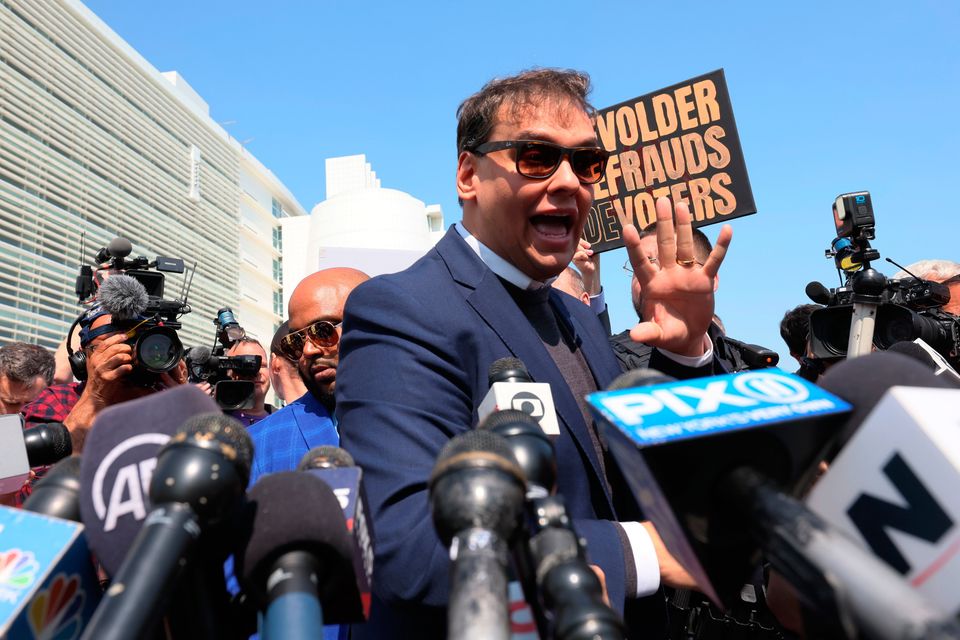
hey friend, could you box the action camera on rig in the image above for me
[832,191,875,241]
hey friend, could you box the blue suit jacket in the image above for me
[337,227,679,638]
[247,392,339,487]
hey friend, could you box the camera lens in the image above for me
[135,327,183,373]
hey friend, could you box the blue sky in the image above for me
[85,0,960,366]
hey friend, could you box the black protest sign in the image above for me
[583,69,756,252]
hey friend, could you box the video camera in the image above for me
[185,308,261,410]
[68,236,192,386]
[807,192,960,365]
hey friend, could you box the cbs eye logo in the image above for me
[509,391,545,422]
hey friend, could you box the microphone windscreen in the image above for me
[297,446,355,471]
[175,412,253,481]
[24,421,73,467]
[478,408,540,434]
[488,357,531,385]
[79,384,220,576]
[435,429,516,468]
[818,351,955,455]
[185,345,214,365]
[97,274,148,320]
[606,368,676,391]
[24,455,83,521]
[237,471,355,605]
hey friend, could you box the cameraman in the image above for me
[22,305,186,454]
[225,336,274,427]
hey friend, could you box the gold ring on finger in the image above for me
[676,258,696,267]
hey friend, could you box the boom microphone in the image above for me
[429,430,527,640]
[80,412,252,640]
[236,471,358,639]
[97,273,148,320]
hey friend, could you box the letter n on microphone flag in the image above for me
[807,386,960,616]
[0,506,102,639]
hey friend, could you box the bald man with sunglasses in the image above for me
[246,267,369,493]
[336,69,732,639]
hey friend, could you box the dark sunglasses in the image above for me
[279,320,342,360]
[469,140,609,184]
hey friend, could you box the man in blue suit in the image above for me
[248,267,368,484]
[336,69,733,638]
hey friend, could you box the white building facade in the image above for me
[282,155,444,310]
[0,0,305,352]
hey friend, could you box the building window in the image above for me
[272,257,283,284]
[271,198,284,219]
[272,226,282,251]
[273,290,283,317]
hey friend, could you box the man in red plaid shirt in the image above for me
[12,305,186,505]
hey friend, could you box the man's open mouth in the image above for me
[530,213,574,238]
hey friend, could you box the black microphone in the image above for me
[479,409,556,498]
[80,412,252,640]
[717,336,780,370]
[805,281,834,305]
[488,357,533,384]
[295,446,374,622]
[236,471,358,638]
[23,456,82,521]
[480,410,625,640]
[429,430,527,640]
[480,357,560,436]
[24,421,72,467]
[298,445,355,470]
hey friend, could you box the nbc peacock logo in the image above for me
[27,573,85,640]
[0,548,39,603]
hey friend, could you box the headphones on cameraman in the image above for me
[66,314,88,381]
[66,309,127,382]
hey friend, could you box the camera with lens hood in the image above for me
[807,192,960,365]
[185,307,261,410]
[68,237,192,386]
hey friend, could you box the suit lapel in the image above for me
[436,230,612,506]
